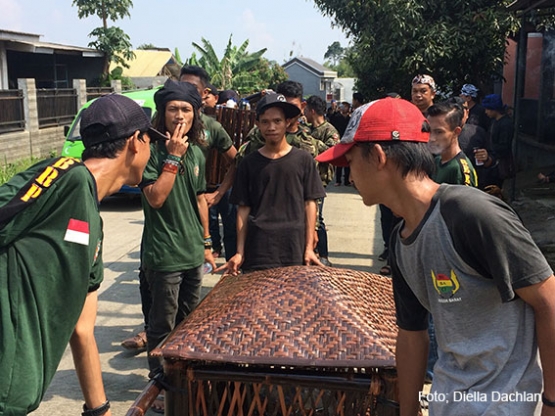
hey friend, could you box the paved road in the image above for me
[32,184,383,415]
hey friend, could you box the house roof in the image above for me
[110,49,181,78]
[283,56,337,78]
[0,29,103,57]
[0,29,41,42]
[507,0,555,12]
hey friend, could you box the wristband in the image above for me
[166,154,181,162]
[82,400,110,416]
[162,162,178,174]
[543,393,555,408]
[204,236,213,249]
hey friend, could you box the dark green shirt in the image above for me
[0,159,103,414]
[200,113,233,156]
[140,143,207,271]
[433,152,478,187]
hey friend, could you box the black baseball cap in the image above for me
[256,93,301,119]
[80,94,166,148]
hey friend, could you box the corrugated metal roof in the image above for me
[3,38,103,56]
[111,49,180,77]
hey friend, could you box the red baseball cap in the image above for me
[315,98,429,167]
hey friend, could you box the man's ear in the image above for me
[128,130,141,154]
[454,126,462,136]
[373,144,388,169]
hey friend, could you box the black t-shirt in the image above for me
[490,115,514,159]
[231,147,325,271]
[458,123,489,161]
[330,113,351,137]
[467,103,490,132]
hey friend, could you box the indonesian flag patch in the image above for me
[64,218,90,246]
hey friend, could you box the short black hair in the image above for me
[357,121,434,179]
[81,137,129,161]
[305,95,327,116]
[353,92,365,103]
[427,100,464,130]
[276,81,303,99]
[179,65,210,88]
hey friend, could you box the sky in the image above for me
[0,0,350,64]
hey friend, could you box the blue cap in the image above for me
[482,94,504,111]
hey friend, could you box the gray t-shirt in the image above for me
[391,184,552,415]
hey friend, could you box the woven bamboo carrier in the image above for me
[142,266,399,416]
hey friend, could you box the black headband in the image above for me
[154,79,202,112]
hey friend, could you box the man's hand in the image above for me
[305,249,323,266]
[204,248,216,273]
[204,191,221,208]
[166,122,190,157]
[215,253,244,276]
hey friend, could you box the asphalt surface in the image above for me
[31,184,383,415]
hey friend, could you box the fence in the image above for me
[86,87,114,102]
[37,88,78,128]
[0,90,25,133]
[204,106,257,188]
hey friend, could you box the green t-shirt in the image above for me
[0,158,103,415]
[433,152,478,187]
[200,113,233,156]
[140,143,207,272]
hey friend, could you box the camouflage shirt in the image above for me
[310,121,340,149]
[310,121,340,186]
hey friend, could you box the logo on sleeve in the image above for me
[64,218,90,246]
[432,270,462,303]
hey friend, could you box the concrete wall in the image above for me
[0,78,120,164]
[0,128,64,163]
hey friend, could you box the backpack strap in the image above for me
[0,157,82,229]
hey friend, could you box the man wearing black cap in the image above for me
[0,94,164,416]
[217,93,326,275]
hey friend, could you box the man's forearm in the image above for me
[517,276,555,403]
[70,291,111,414]
[305,200,317,250]
[396,328,428,416]
[235,205,250,255]
[197,194,210,237]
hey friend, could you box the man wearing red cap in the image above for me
[316,98,555,416]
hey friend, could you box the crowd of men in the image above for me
[0,65,554,416]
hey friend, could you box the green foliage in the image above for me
[324,41,345,66]
[0,157,41,185]
[312,0,520,100]
[74,0,135,77]
[137,43,158,50]
[72,0,132,26]
[324,42,355,77]
[88,26,135,76]
[189,35,271,94]
[99,66,135,89]
[174,47,183,66]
